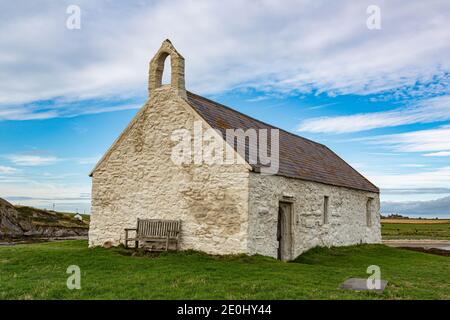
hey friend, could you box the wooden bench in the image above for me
[124,219,181,251]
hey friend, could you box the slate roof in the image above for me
[187,91,379,193]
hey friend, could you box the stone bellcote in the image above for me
[148,39,186,99]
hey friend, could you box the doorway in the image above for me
[277,201,293,261]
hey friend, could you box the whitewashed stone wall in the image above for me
[89,87,250,254]
[247,172,381,259]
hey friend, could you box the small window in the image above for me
[366,198,373,227]
[323,196,329,224]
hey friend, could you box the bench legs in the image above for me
[125,233,180,252]
[124,239,138,249]
[124,229,139,249]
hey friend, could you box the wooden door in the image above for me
[277,202,293,261]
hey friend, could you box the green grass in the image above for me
[382,222,450,240]
[0,240,448,299]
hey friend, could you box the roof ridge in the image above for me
[186,91,326,148]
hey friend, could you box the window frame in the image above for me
[366,197,373,227]
[323,195,329,225]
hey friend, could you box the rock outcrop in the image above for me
[0,197,89,239]
[0,198,24,237]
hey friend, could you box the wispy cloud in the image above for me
[368,152,402,156]
[6,154,60,166]
[0,165,19,174]
[0,100,141,121]
[297,95,450,133]
[366,125,450,153]
[399,164,427,168]
[382,188,450,195]
[73,155,101,165]
[0,173,91,213]
[245,96,270,103]
[0,1,449,119]
[306,102,337,110]
[4,153,103,167]
[368,166,450,189]
[423,151,450,157]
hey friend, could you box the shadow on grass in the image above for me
[111,244,276,264]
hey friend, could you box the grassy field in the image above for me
[0,240,448,300]
[381,219,450,240]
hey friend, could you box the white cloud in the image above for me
[246,96,270,103]
[367,166,450,205]
[297,95,450,133]
[399,164,426,168]
[0,178,91,213]
[0,100,141,121]
[368,166,450,189]
[0,0,449,119]
[366,125,450,153]
[3,153,102,167]
[0,165,19,174]
[6,154,61,166]
[0,170,91,212]
[382,188,450,195]
[74,155,101,165]
[423,151,450,157]
[306,102,338,110]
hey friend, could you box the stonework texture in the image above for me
[89,87,250,254]
[148,39,186,98]
[247,173,381,259]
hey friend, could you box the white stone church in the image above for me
[89,40,381,260]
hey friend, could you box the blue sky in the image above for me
[0,0,449,217]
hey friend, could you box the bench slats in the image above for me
[125,218,181,251]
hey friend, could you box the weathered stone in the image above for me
[103,241,113,249]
